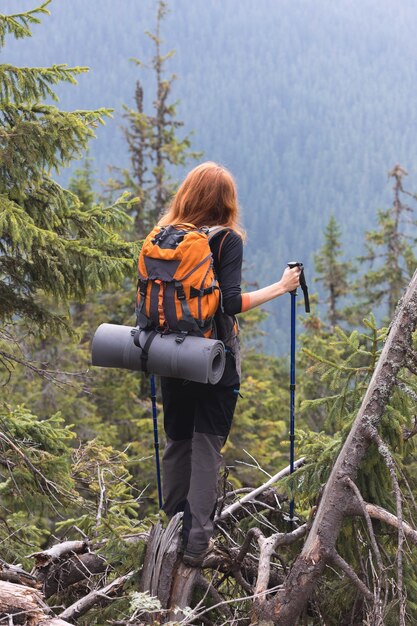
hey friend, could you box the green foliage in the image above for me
[297,315,383,484]
[354,166,417,321]
[0,406,75,563]
[0,1,51,46]
[0,64,87,102]
[314,215,354,328]
[4,4,417,625]
[225,342,289,487]
[299,314,383,433]
[0,6,137,345]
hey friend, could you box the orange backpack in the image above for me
[136,223,225,338]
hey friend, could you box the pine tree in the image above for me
[314,215,353,329]
[108,0,200,237]
[0,2,135,365]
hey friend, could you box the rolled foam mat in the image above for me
[91,323,226,384]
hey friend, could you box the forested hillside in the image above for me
[4,0,417,350]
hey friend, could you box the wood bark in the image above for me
[0,581,72,626]
[259,270,417,625]
[29,540,108,598]
[38,553,108,598]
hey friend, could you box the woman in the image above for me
[159,162,300,567]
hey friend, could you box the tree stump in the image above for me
[140,513,199,618]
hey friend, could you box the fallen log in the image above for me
[0,581,72,626]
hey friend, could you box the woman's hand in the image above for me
[279,266,301,294]
[240,265,302,312]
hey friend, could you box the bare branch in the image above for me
[254,525,306,603]
[0,348,89,392]
[96,466,106,533]
[345,477,384,573]
[329,550,373,602]
[370,427,406,626]
[29,541,87,565]
[58,571,134,621]
[217,458,305,521]
[366,503,417,545]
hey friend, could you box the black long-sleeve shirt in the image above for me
[210,229,244,315]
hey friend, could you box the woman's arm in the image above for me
[241,266,301,312]
[211,231,301,315]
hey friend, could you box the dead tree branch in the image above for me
[370,427,406,626]
[344,477,384,573]
[261,270,417,626]
[328,550,374,602]
[365,503,417,544]
[58,572,134,621]
[217,457,305,521]
[254,525,306,604]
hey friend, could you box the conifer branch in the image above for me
[0,2,51,47]
[0,64,88,103]
[402,415,417,441]
[0,430,74,504]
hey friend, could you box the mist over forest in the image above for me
[4,0,417,350]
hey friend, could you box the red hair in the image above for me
[159,162,245,238]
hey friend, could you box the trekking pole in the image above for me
[287,262,310,524]
[150,374,163,509]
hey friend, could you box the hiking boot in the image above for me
[182,548,209,568]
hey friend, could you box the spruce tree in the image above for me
[108,0,200,237]
[314,215,353,329]
[0,2,135,363]
[0,5,146,597]
[357,164,417,320]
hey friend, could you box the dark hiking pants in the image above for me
[161,355,239,556]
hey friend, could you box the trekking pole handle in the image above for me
[287,261,310,313]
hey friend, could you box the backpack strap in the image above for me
[217,230,230,262]
[207,225,228,241]
[207,226,231,262]
[175,281,205,336]
[136,278,154,329]
[133,328,158,373]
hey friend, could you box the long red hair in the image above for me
[159,162,245,238]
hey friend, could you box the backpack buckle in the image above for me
[175,331,187,344]
[175,282,186,301]
[138,279,148,297]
